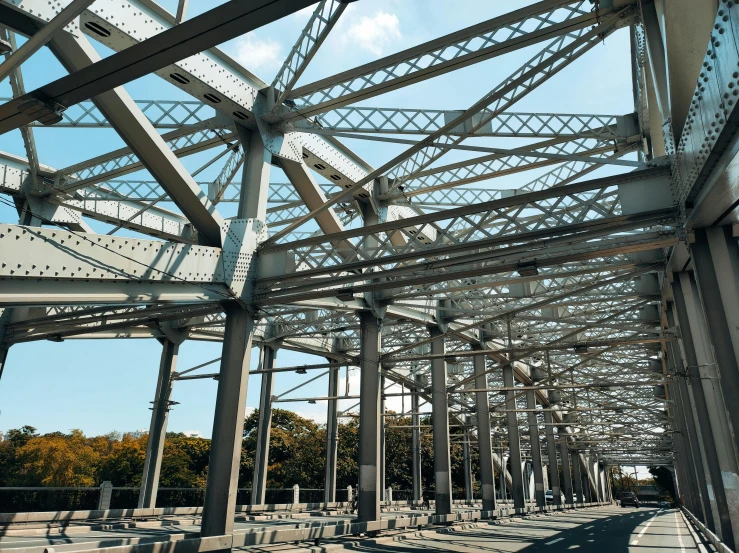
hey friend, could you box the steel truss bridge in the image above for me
[0,0,738,551]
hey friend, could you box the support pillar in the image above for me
[138,337,180,509]
[473,348,496,512]
[430,326,452,515]
[571,451,584,504]
[324,360,340,503]
[201,304,255,537]
[691,227,739,454]
[358,311,382,523]
[503,318,525,509]
[411,365,422,504]
[559,431,573,504]
[670,301,716,529]
[463,415,473,503]
[674,273,738,548]
[582,459,592,502]
[525,389,545,507]
[252,345,277,505]
[600,464,607,503]
[543,411,561,506]
[664,315,709,522]
[380,374,386,502]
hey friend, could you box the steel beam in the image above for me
[673,275,737,548]
[430,326,453,515]
[473,348,497,512]
[324,358,340,503]
[43,29,225,246]
[526,389,546,507]
[252,345,277,505]
[504,321,525,510]
[358,311,381,523]
[571,446,584,504]
[544,409,561,505]
[691,227,739,455]
[0,0,318,133]
[285,1,626,118]
[201,304,255,537]
[559,429,574,504]
[411,365,423,504]
[0,0,95,83]
[139,336,182,508]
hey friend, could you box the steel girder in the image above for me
[0,0,702,474]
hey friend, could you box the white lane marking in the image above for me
[631,540,639,545]
[675,511,686,553]
[546,538,565,545]
[637,511,660,537]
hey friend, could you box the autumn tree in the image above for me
[12,429,100,486]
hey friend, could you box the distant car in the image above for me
[658,500,670,509]
[545,490,565,504]
[620,492,640,508]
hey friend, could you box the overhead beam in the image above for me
[0,0,319,133]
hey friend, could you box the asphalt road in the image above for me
[312,506,702,553]
[0,506,703,553]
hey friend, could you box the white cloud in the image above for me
[345,11,401,56]
[234,35,283,71]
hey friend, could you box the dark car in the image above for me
[620,492,640,508]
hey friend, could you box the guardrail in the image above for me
[682,507,734,553]
[0,485,348,513]
[0,485,502,515]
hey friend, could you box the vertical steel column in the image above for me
[504,319,525,509]
[463,415,473,502]
[201,304,255,537]
[670,301,716,529]
[692,227,739,454]
[358,311,382,523]
[473,349,496,512]
[252,345,277,505]
[571,449,584,504]
[598,463,606,503]
[411,365,422,504]
[544,411,561,505]
[525,389,545,507]
[674,273,738,548]
[594,458,604,502]
[664,312,709,522]
[138,338,179,509]
[380,374,386,502]
[430,326,453,515]
[324,361,340,503]
[559,430,573,504]
[237,127,271,220]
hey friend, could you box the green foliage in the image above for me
[648,465,676,501]
[1,409,481,494]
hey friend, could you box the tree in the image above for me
[98,434,147,487]
[648,466,676,501]
[13,429,100,486]
[0,426,37,486]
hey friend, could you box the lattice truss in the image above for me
[0,0,688,467]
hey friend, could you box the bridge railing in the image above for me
[0,486,329,512]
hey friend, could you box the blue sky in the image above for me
[0,0,637,441]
